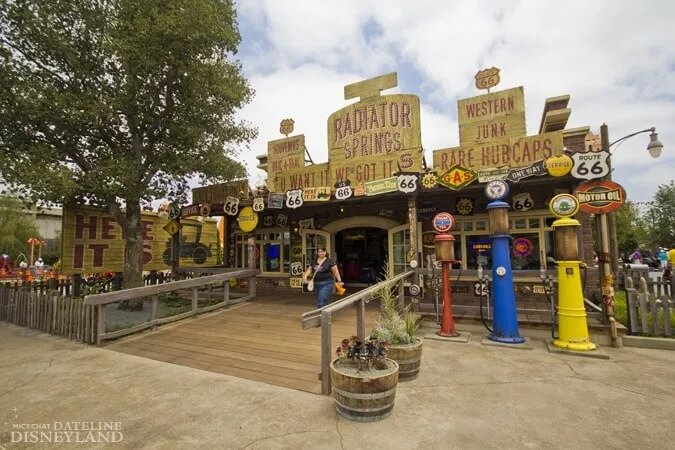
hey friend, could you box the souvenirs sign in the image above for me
[575,180,626,214]
[571,150,610,180]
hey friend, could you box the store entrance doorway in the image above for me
[336,227,387,286]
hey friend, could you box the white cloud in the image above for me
[236,0,675,201]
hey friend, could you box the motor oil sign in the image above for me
[575,180,626,214]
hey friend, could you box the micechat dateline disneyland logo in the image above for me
[8,421,123,444]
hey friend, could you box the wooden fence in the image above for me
[0,285,97,344]
[624,274,673,337]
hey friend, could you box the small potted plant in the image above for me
[329,336,399,422]
[369,274,423,381]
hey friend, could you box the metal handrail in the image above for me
[301,269,416,394]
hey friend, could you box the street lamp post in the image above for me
[599,124,663,346]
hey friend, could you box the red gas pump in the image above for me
[433,213,459,337]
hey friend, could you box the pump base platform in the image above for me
[481,336,533,350]
[546,340,610,359]
[425,331,471,343]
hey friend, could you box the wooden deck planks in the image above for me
[106,291,381,394]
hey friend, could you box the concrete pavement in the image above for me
[1,321,675,449]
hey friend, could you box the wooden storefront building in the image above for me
[194,71,601,311]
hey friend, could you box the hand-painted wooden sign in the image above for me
[365,177,398,196]
[478,166,510,183]
[575,180,626,214]
[302,187,332,202]
[61,206,218,274]
[438,164,477,190]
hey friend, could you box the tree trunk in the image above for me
[118,200,144,311]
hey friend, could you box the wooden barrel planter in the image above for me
[388,338,423,381]
[329,358,399,422]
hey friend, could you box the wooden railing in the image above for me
[625,275,673,337]
[301,269,416,394]
[84,268,258,345]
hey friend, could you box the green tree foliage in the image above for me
[614,202,647,258]
[0,0,256,290]
[0,196,41,261]
[644,181,675,248]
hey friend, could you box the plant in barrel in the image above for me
[330,335,399,422]
[369,265,424,381]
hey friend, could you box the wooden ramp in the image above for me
[105,290,380,394]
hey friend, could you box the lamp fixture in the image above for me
[608,126,664,159]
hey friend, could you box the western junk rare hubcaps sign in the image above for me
[575,180,626,214]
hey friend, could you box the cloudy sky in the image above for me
[233,0,674,203]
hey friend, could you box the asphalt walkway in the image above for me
[1,322,675,449]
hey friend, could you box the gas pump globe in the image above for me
[549,194,596,351]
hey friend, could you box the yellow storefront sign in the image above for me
[237,206,259,232]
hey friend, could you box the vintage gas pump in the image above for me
[485,180,525,344]
[549,194,596,351]
[432,212,459,337]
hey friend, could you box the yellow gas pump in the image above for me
[549,194,596,351]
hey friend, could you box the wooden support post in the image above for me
[192,288,198,312]
[96,304,106,346]
[356,298,365,340]
[151,295,159,330]
[223,280,230,305]
[321,311,332,395]
[398,279,405,311]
